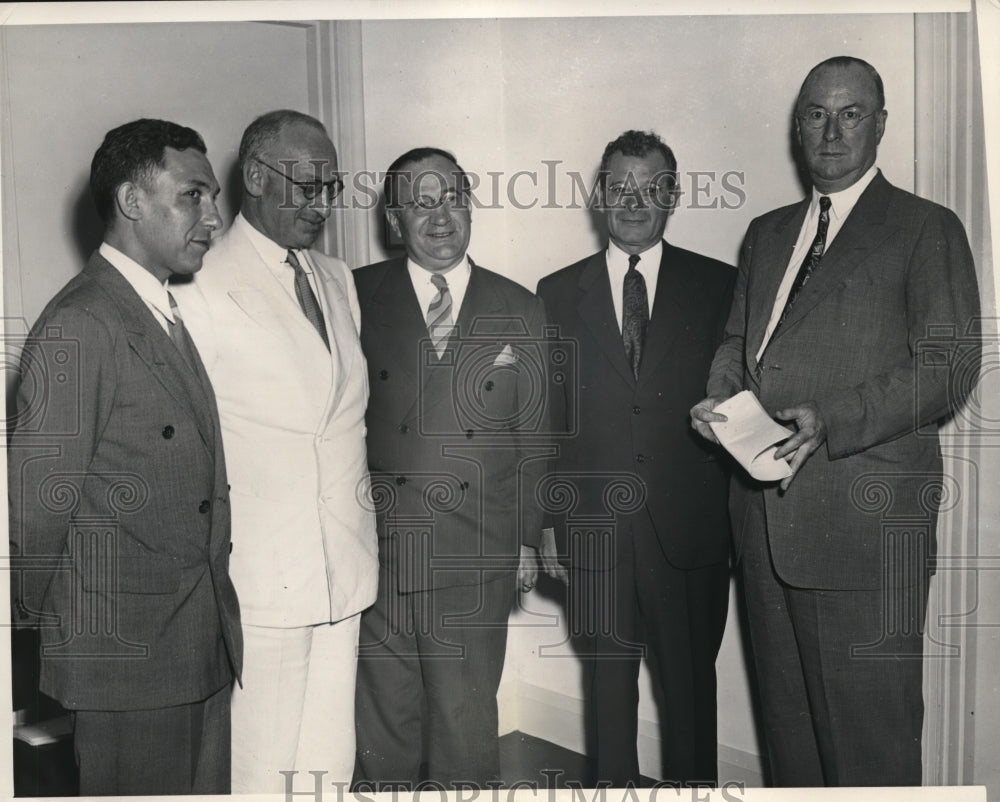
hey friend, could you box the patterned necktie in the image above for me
[286,249,330,351]
[776,195,832,329]
[622,253,648,381]
[426,272,455,357]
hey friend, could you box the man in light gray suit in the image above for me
[175,110,377,792]
[692,57,980,787]
[8,119,241,795]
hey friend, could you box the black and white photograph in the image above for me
[2,1,997,799]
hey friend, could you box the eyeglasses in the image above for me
[256,159,344,201]
[798,107,878,130]
[605,182,674,207]
[398,190,469,215]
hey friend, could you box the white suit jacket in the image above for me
[174,215,378,627]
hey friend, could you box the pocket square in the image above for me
[493,344,517,366]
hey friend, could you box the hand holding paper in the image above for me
[708,390,793,482]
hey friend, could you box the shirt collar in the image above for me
[607,239,662,275]
[235,212,300,270]
[407,255,471,286]
[99,242,174,322]
[813,165,878,221]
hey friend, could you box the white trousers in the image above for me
[231,615,361,794]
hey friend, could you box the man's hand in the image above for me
[773,401,827,491]
[518,544,539,592]
[690,396,729,444]
[538,527,568,585]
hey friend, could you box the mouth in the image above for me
[190,239,210,252]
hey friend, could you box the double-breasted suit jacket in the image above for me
[708,171,981,590]
[174,218,378,627]
[9,253,242,711]
[354,257,547,588]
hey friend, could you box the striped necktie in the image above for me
[286,249,330,351]
[426,273,455,357]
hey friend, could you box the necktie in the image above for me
[622,253,648,381]
[167,292,202,373]
[426,273,455,357]
[286,249,330,351]
[776,195,832,329]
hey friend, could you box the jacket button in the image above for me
[162,425,175,439]
[399,424,409,434]
[484,380,494,391]
[199,500,211,514]
[632,405,641,415]
[465,429,474,439]
[395,476,407,486]
[379,369,389,380]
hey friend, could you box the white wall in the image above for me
[361,13,915,780]
[1,21,315,332]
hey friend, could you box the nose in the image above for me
[822,112,842,141]
[310,187,335,218]
[204,200,223,232]
[624,193,646,211]
[428,202,452,225]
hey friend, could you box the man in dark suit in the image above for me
[352,147,548,790]
[8,119,242,795]
[691,57,980,786]
[536,130,735,787]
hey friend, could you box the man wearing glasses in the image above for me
[352,147,547,789]
[174,109,377,792]
[536,130,735,787]
[691,57,980,785]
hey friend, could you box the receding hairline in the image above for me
[796,57,885,111]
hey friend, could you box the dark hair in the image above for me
[90,118,206,224]
[238,109,328,171]
[599,130,677,188]
[383,147,470,209]
[797,56,885,111]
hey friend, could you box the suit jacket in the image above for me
[707,171,981,590]
[537,240,735,570]
[8,253,241,711]
[174,216,378,627]
[353,257,548,592]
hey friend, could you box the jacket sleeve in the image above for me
[816,205,981,459]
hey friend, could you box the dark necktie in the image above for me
[426,273,455,357]
[167,292,203,373]
[776,195,832,329]
[286,249,330,350]
[622,253,648,381]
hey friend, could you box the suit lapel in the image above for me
[746,201,807,366]
[416,260,505,419]
[634,242,688,387]
[577,251,635,387]
[366,258,427,420]
[88,256,216,455]
[771,173,896,338]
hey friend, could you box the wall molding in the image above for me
[501,680,764,784]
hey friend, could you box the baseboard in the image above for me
[500,680,763,783]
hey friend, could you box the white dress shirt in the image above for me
[236,213,322,301]
[756,165,878,361]
[99,242,175,334]
[408,255,472,321]
[607,239,661,333]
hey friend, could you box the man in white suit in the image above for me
[174,110,377,793]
